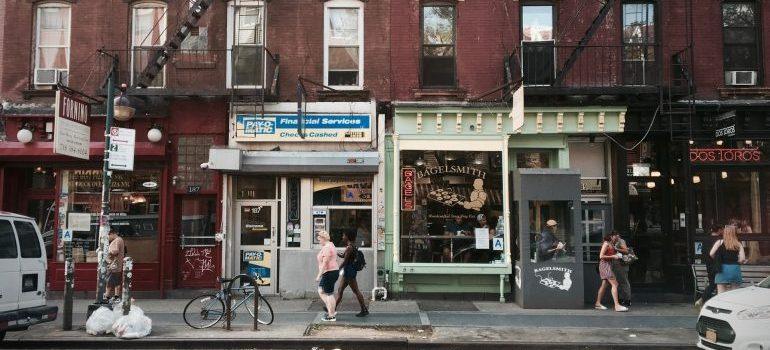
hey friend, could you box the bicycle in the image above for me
[183,275,274,329]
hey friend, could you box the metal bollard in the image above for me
[62,249,74,330]
[253,278,259,331]
[225,290,232,331]
[121,257,133,316]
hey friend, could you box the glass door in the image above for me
[236,201,277,293]
[581,203,612,263]
[177,196,218,288]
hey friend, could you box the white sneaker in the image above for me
[615,305,629,312]
[594,304,608,310]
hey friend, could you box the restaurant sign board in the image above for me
[690,148,761,163]
[53,90,91,160]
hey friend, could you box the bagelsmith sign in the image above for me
[401,167,416,211]
[234,114,371,142]
[53,90,91,160]
[690,148,761,163]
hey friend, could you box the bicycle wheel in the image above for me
[183,294,224,329]
[240,293,274,325]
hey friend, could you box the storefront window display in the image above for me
[312,177,372,248]
[59,169,161,263]
[399,150,504,264]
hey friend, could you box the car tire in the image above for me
[0,330,6,341]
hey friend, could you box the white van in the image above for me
[0,211,58,340]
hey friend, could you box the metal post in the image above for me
[95,65,115,304]
[62,242,74,330]
[225,291,232,331]
[121,257,133,316]
[252,278,259,331]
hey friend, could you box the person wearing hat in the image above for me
[315,230,339,321]
[537,219,565,262]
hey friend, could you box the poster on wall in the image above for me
[234,114,371,142]
[244,250,271,286]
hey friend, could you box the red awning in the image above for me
[0,141,165,160]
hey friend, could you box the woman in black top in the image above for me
[334,231,369,317]
[709,225,747,294]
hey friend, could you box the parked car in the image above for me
[0,211,58,341]
[696,276,770,349]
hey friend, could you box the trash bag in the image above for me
[112,306,152,339]
[86,306,118,335]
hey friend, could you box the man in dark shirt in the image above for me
[537,219,565,262]
[696,225,723,308]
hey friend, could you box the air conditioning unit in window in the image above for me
[725,70,758,86]
[34,69,69,86]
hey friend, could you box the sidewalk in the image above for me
[3,297,700,348]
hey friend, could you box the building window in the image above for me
[228,2,264,88]
[324,1,364,88]
[399,151,505,264]
[521,4,555,85]
[312,177,373,248]
[421,4,455,88]
[622,2,656,85]
[132,2,167,87]
[176,136,214,191]
[34,3,70,86]
[60,170,161,263]
[722,2,760,85]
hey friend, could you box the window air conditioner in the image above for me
[34,69,69,86]
[725,70,757,86]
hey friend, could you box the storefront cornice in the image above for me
[208,149,379,174]
[393,106,627,135]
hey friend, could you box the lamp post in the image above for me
[91,51,134,313]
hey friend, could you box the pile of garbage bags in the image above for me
[86,303,152,339]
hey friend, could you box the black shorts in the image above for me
[107,271,123,288]
[319,270,339,295]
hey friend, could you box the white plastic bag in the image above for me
[112,306,152,339]
[86,306,118,335]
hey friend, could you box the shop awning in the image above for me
[208,149,379,174]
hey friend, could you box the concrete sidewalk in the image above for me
[2,297,700,348]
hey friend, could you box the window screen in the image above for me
[0,220,18,259]
[14,221,42,258]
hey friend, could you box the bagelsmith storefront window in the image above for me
[400,150,504,264]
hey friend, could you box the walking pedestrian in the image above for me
[595,232,628,312]
[315,230,339,321]
[710,225,748,294]
[695,225,723,308]
[104,228,125,303]
[611,231,632,307]
[334,231,369,317]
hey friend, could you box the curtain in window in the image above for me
[133,7,167,46]
[37,7,69,69]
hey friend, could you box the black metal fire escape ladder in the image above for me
[665,0,695,142]
[554,0,616,86]
[134,0,214,88]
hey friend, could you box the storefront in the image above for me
[385,102,626,305]
[209,101,384,297]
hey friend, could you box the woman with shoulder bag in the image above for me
[595,232,628,312]
[709,225,748,294]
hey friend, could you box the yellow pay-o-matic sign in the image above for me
[234,114,371,142]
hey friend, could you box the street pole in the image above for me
[95,56,116,305]
[62,241,73,330]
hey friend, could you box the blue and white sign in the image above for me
[235,114,371,142]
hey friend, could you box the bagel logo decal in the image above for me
[534,266,573,291]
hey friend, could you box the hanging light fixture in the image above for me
[721,171,728,179]
[650,171,662,177]
[16,123,33,144]
[745,140,753,146]
[445,153,456,161]
[692,175,701,184]
[147,125,163,143]
[414,157,425,167]
[113,84,135,122]
[716,140,724,146]
[670,178,676,185]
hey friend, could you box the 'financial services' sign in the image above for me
[235,114,371,142]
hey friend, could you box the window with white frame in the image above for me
[324,1,363,88]
[228,1,264,88]
[132,2,167,87]
[34,3,70,86]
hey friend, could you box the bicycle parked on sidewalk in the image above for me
[183,274,274,329]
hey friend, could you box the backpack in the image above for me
[352,247,366,271]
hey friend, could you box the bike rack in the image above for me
[223,274,261,331]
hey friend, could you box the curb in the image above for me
[0,338,697,349]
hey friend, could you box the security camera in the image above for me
[200,162,211,169]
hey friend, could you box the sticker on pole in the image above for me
[62,229,73,242]
[108,127,136,171]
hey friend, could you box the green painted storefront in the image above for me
[383,102,627,299]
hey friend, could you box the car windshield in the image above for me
[758,276,770,289]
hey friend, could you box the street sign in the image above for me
[108,127,136,171]
[62,229,73,242]
[53,90,91,160]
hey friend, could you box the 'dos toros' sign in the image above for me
[53,90,91,160]
[690,148,761,163]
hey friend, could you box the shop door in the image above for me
[236,202,277,294]
[177,196,219,288]
[581,203,613,263]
